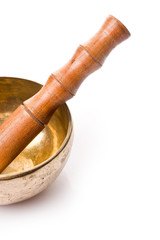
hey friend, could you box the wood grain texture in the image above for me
[0,105,44,172]
[0,15,130,173]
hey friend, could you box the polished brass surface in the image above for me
[0,77,73,204]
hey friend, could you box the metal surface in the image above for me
[0,77,73,205]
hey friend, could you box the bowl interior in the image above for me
[0,77,71,175]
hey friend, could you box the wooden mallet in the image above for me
[0,15,130,173]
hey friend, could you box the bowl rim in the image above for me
[0,77,73,181]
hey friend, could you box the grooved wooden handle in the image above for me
[0,15,130,173]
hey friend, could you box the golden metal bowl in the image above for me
[0,77,73,205]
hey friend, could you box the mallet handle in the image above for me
[0,15,130,173]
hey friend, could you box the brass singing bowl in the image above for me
[0,77,73,205]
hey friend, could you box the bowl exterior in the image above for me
[0,131,73,205]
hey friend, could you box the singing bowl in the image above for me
[0,77,73,205]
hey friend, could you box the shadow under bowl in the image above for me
[0,77,73,205]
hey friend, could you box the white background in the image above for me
[0,0,160,239]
